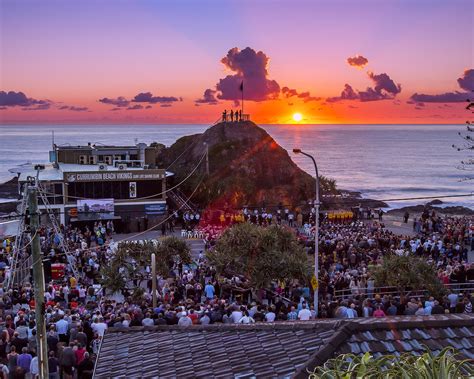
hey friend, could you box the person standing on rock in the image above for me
[222,110,227,122]
[230,110,234,122]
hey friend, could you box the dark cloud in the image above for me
[457,69,474,91]
[59,105,89,112]
[410,92,468,103]
[132,92,181,104]
[215,47,280,102]
[0,91,51,110]
[99,96,130,107]
[282,87,320,102]
[22,103,52,111]
[110,108,122,111]
[160,104,172,108]
[126,104,143,110]
[282,87,298,97]
[347,55,368,68]
[327,72,401,102]
[366,72,401,96]
[410,69,473,103]
[195,88,219,105]
[100,92,181,109]
[327,84,359,102]
[0,106,7,110]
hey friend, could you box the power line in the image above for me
[0,192,472,222]
[39,150,207,201]
[11,174,206,259]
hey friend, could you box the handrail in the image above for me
[332,282,474,301]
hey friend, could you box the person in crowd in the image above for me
[0,208,471,379]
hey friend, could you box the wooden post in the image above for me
[28,185,49,378]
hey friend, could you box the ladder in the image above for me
[5,191,29,289]
[37,183,79,278]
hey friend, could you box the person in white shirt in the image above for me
[55,316,69,342]
[30,356,39,378]
[238,311,255,324]
[298,305,312,321]
[231,307,244,323]
[91,317,108,337]
[264,307,276,322]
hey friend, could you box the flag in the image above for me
[239,80,244,91]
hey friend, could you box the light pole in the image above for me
[293,148,320,317]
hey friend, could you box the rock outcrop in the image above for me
[158,121,352,210]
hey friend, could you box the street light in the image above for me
[293,148,320,317]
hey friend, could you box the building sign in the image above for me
[0,220,20,238]
[145,204,167,215]
[129,182,137,198]
[64,170,164,182]
[77,198,114,220]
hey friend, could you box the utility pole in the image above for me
[28,183,49,378]
[151,253,157,309]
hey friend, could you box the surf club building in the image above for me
[11,143,172,232]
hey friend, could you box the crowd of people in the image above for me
[0,207,472,377]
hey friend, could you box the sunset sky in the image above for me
[1,0,472,124]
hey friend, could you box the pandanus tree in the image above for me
[207,222,311,289]
[371,254,446,298]
[100,236,191,293]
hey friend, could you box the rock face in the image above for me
[159,121,335,209]
[387,204,474,216]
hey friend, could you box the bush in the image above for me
[310,348,474,378]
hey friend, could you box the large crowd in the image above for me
[0,207,472,378]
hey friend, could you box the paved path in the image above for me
[365,214,416,237]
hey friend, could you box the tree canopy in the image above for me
[371,254,445,298]
[100,236,191,293]
[207,223,311,289]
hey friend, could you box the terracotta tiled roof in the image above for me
[93,315,474,379]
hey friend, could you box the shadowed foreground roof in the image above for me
[93,314,474,379]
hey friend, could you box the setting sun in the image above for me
[292,113,303,122]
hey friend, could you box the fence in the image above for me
[333,282,474,301]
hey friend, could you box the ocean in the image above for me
[0,124,472,209]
